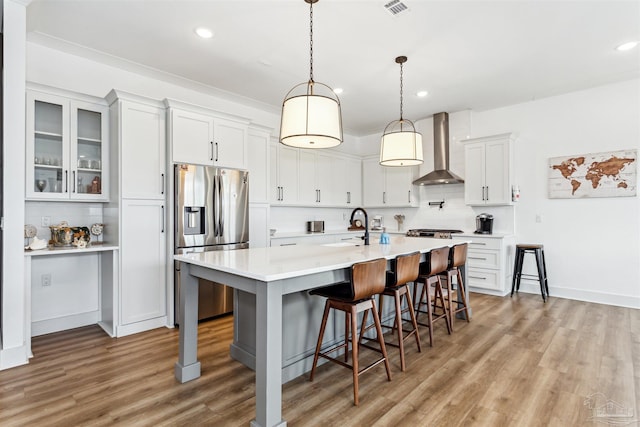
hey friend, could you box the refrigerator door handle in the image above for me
[212,174,219,237]
[218,172,224,236]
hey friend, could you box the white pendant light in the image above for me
[380,56,423,166]
[280,0,343,149]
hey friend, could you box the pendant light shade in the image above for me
[279,0,343,149]
[380,56,423,166]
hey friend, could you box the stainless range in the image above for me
[406,229,464,239]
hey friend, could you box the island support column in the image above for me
[175,263,201,382]
[251,280,286,427]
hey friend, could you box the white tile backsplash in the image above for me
[25,201,104,242]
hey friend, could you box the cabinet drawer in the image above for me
[455,236,501,250]
[467,249,499,269]
[466,268,500,291]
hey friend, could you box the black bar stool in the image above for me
[511,244,549,302]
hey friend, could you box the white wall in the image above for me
[1,0,28,370]
[470,79,640,307]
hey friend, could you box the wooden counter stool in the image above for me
[362,251,421,372]
[414,247,452,347]
[511,244,549,302]
[442,243,470,330]
[309,258,392,406]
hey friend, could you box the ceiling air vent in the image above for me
[384,0,409,16]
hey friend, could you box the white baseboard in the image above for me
[0,345,29,370]
[513,282,640,309]
[32,311,101,337]
[115,316,168,337]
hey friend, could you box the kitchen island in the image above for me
[174,236,468,427]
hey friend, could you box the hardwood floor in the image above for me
[1,293,638,426]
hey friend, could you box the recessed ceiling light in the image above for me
[333,88,343,95]
[195,27,214,39]
[616,41,638,51]
[416,90,428,97]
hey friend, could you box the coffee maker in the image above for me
[475,213,494,234]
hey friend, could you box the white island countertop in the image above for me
[175,235,467,282]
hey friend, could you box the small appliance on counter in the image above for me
[306,221,325,233]
[475,213,494,234]
[370,215,383,230]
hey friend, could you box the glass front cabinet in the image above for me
[26,86,109,201]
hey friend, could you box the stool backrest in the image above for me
[351,258,387,300]
[449,243,468,269]
[387,251,421,287]
[422,246,450,276]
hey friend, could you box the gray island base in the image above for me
[174,236,468,427]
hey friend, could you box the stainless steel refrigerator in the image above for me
[174,164,249,322]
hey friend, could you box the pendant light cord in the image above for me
[399,60,404,120]
[309,1,314,83]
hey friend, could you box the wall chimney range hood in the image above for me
[412,112,465,186]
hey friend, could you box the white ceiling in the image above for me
[26,0,640,137]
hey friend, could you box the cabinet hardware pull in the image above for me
[210,141,214,161]
[469,275,486,280]
[64,170,68,192]
[486,186,489,201]
[469,256,487,260]
[347,191,351,204]
[72,171,76,193]
[316,189,319,203]
[161,205,165,233]
[408,190,411,203]
[281,243,296,246]
[215,142,219,162]
[470,242,487,245]
[481,186,485,201]
[281,187,284,201]
[383,191,386,204]
[161,173,165,194]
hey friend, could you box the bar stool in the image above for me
[362,251,421,372]
[511,244,549,302]
[413,246,452,347]
[309,258,392,406]
[442,243,470,330]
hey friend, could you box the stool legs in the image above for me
[511,246,549,302]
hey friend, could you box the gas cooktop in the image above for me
[406,229,464,238]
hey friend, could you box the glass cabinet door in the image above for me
[26,92,70,199]
[70,101,108,200]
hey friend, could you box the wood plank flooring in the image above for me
[1,293,638,426]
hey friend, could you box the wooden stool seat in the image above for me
[361,252,422,372]
[442,243,471,330]
[511,244,549,302]
[309,258,392,406]
[414,246,452,346]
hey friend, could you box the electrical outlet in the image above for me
[41,273,51,287]
[535,214,543,223]
[343,213,348,220]
[41,216,50,227]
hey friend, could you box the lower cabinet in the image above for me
[120,199,167,332]
[452,234,514,296]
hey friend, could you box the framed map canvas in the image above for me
[548,149,637,198]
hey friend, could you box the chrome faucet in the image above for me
[350,207,369,245]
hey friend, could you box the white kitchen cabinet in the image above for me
[117,101,166,200]
[120,199,167,328]
[462,133,514,206]
[247,127,272,203]
[298,151,333,205]
[362,157,418,207]
[452,234,515,296]
[331,156,362,207]
[106,89,169,336]
[26,84,109,201]
[270,143,300,205]
[167,101,249,169]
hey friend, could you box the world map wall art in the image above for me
[548,149,637,199]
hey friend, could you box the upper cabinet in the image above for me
[26,85,109,201]
[462,133,514,206]
[362,157,418,207]
[166,100,249,170]
[270,143,300,205]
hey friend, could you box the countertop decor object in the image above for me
[394,214,405,231]
[49,221,90,247]
[90,223,104,236]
